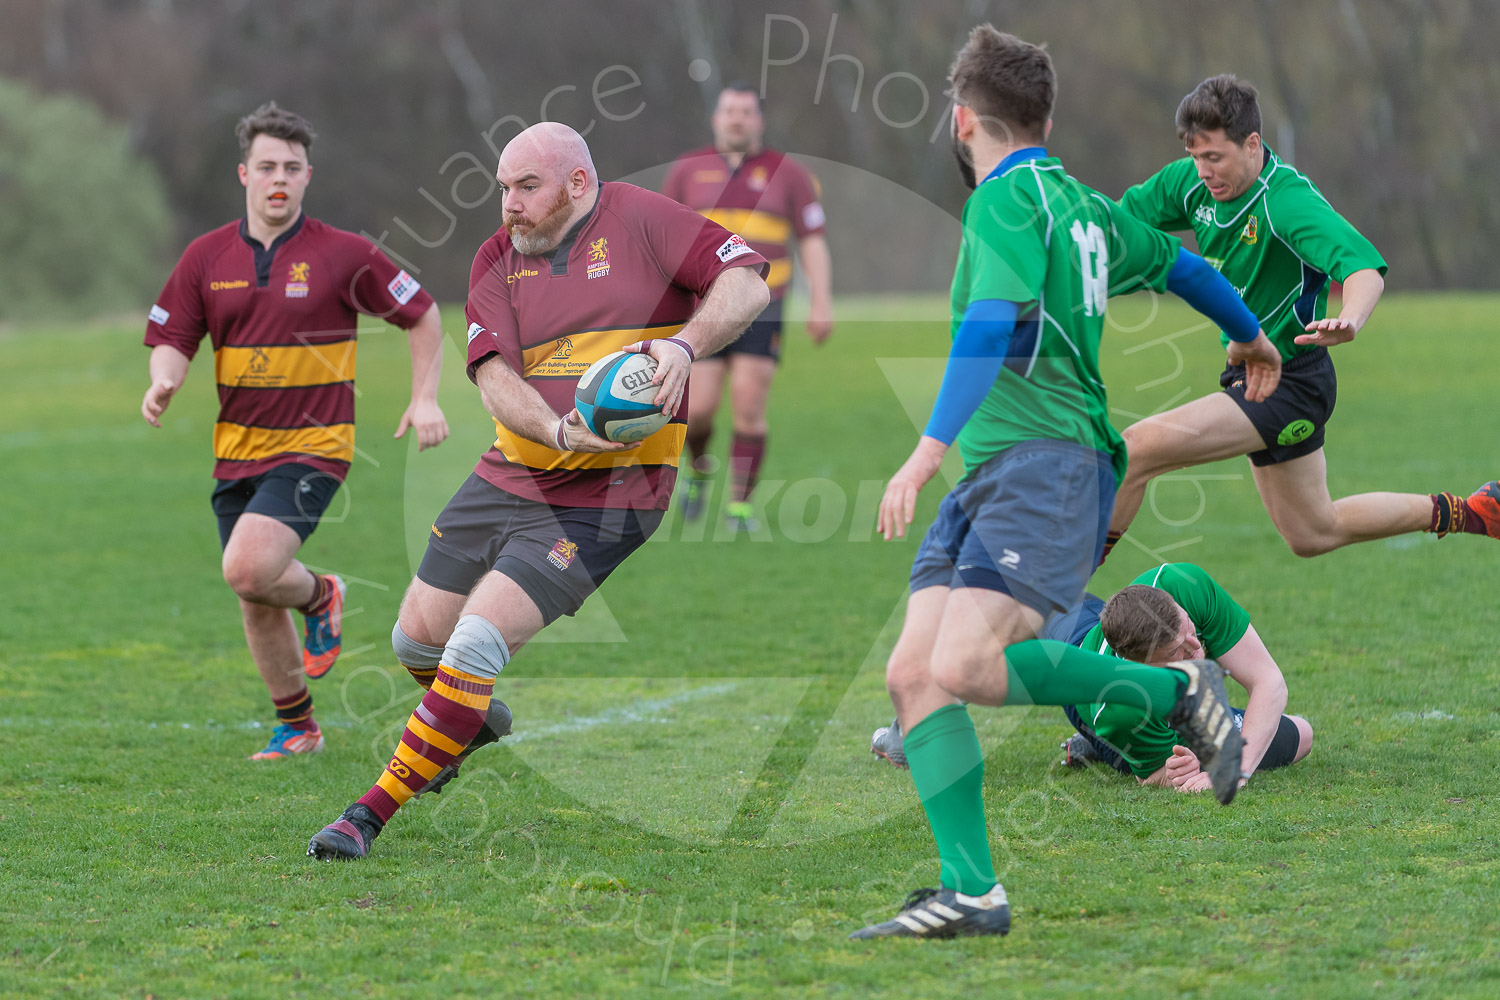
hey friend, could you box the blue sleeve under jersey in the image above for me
[922,299,1019,445]
[1165,248,1260,342]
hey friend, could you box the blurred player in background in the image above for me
[141,102,449,761]
[1104,74,1499,564]
[663,83,834,532]
[854,27,1284,941]
[307,122,769,861]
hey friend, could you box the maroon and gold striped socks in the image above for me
[356,665,492,823]
[273,687,317,734]
[1428,492,1485,536]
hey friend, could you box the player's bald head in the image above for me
[498,122,596,188]
[497,123,599,255]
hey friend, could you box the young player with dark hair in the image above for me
[142,102,450,760]
[1103,74,1499,564]
[852,28,1284,940]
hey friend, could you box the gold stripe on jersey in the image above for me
[521,324,684,378]
[213,422,356,465]
[702,208,792,246]
[764,258,792,291]
[215,340,358,390]
[494,422,686,472]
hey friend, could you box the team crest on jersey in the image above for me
[748,165,769,191]
[546,538,579,571]
[587,237,610,280]
[285,261,310,298]
[1241,215,1258,245]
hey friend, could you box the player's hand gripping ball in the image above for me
[574,351,670,444]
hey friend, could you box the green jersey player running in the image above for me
[1103,74,1500,564]
[851,26,1283,942]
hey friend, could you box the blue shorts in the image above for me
[909,440,1116,616]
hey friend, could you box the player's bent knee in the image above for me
[885,649,931,700]
[929,648,1000,703]
[392,621,445,670]
[221,555,278,603]
[442,614,512,680]
[1290,715,1314,762]
[1119,423,1176,479]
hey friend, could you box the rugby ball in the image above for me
[574,351,670,443]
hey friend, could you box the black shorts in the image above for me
[417,473,664,626]
[210,462,344,549]
[708,298,783,363]
[1221,346,1337,467]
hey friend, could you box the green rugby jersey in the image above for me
[1121,148,1387,361]
[1076,562,1252,778]
[952,151,1181,482]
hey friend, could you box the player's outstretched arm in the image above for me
[394,303,450,451]
[1295,268,1385,347]
[629,266,769,420]
[141,344,190,427]
[877,299,1019,540]
[1163,248,1282,402]
[1213,624,1288,777]
[473,355,631,454]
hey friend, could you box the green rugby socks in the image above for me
[904,704,997,896]
[1003,639,1185,713]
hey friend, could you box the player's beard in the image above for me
[951,125,977,190]
[505,187,574,255]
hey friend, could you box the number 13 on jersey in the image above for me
[1071,220,1109,317]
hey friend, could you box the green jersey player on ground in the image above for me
[851,26,1284,942]
[1062,563,1313,792]
[1103,75,1500,564]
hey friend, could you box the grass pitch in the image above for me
[3,293,1498,998]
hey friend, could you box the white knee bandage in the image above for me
[441,614,512,679]
[391,622,445,669]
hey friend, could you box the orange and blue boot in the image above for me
[302,575,347,679]
[1466,482,1500,538]
[250,723,325,761]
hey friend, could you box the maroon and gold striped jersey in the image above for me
[145,214,434,481]
[463,182,767,509]
[662,147,824,300]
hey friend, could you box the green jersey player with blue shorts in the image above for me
[1103,74,1500,564]
[852,26,1285,942]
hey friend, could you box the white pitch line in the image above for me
[505,682,744,744]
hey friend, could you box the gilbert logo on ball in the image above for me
[574,351,670,444]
